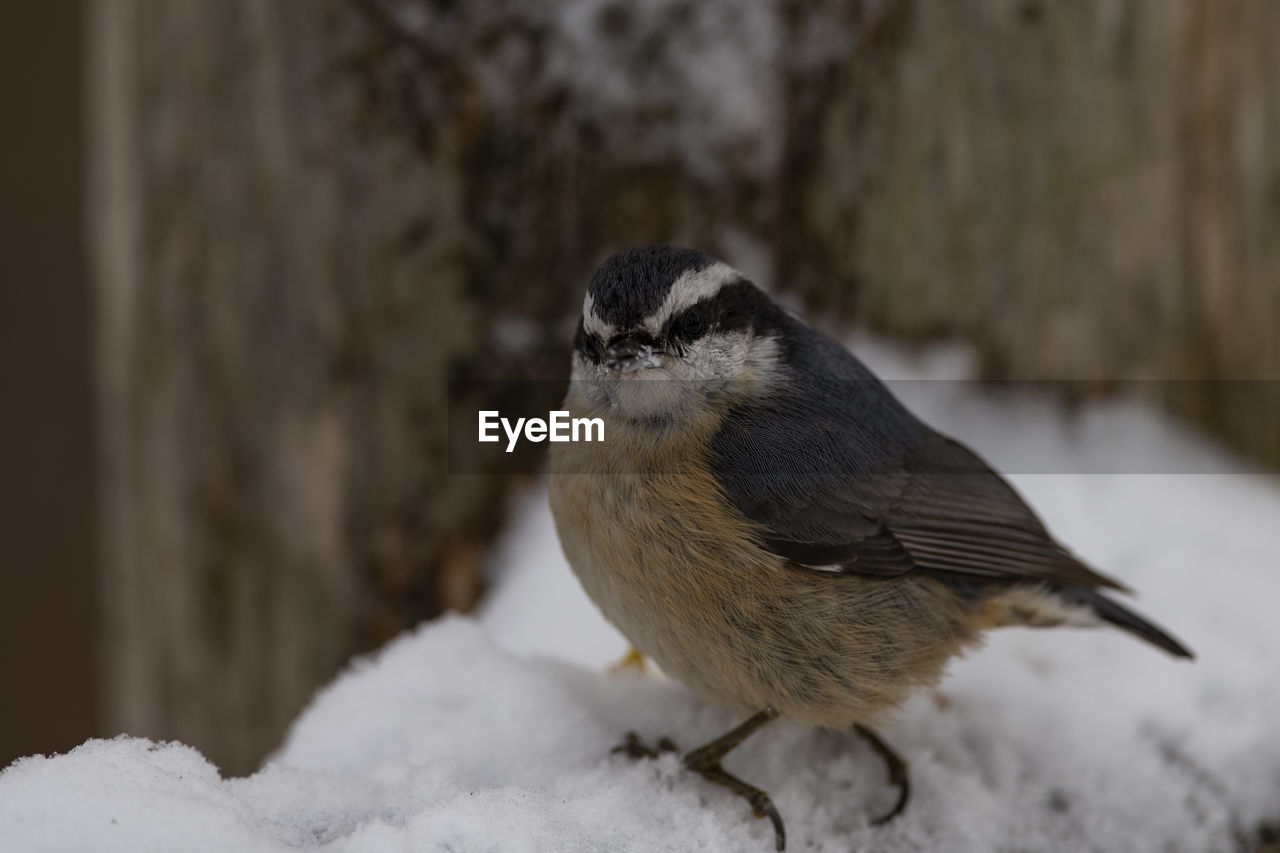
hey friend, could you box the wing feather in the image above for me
[709,340,1124,593]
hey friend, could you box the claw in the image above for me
[612,731,678,760]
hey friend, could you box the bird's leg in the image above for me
[682,708,785,851]
[610,709,785,848]
[852,723,910,824]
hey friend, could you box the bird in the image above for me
[547,245,1192,850]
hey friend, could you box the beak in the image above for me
[603,336,660,374]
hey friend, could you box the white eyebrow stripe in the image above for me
[581,292,616,340]
[644,261,740,335]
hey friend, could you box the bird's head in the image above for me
[570,245,788,425]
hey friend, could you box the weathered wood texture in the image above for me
[92,0,496,774]
[806,0,1280,462]
[92,0,1278,773]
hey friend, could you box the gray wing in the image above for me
[709,355,1124,592]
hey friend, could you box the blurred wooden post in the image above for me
[797,0,1280,463]
[89,0,489,774]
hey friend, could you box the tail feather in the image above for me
[1063,587,1194,659]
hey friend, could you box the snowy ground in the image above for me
[4,338,1279,852]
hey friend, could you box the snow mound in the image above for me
[5,585,1280,853]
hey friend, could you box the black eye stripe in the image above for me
[664,279,767,341]
[577,278,780,363]
[573,317,604,361]
[668,307,706,342]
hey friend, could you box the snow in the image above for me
[4,337,1279,852]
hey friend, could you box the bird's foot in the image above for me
[610,710,785,850]
[610,731,678,760]
[852,723,910,825]
[608,646,651,675]
[683,750,786,851]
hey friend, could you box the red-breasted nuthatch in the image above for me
[548,245,1192,850]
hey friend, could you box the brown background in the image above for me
[0,1,98,766]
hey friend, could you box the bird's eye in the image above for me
[674,308,707,341]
